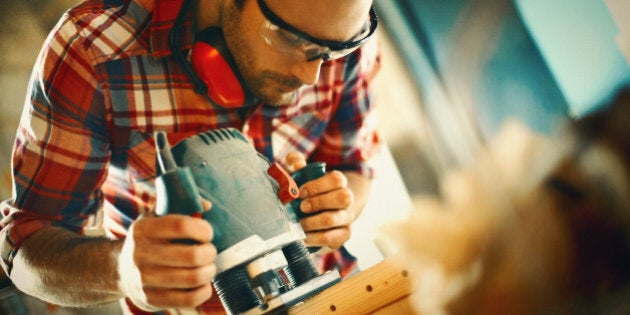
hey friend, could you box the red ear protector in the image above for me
[169,0,255,108]
[191,28,256,107]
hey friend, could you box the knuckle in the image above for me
[182,246,216,270]
[337,189,353,206]
[184,270,204,286]
[304,233,316,245]
[319,232,333,246]
[299,217,314,232]
[145,291,163,307]
[190,247,205,264]
[321,213,336,227]
[304,183,319,196]
[133,245,150,264]
[208,264,218,280]
[131,220,149,238]
[172,218,190,234]
[180,293,197,307]
[330,171,347,187]
[138,269,150,284]
[332,229,351,249]
[189,285,212,306]
[208,244,218,260]
[185,247,208,265]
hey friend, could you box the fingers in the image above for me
[135,242,217,267]
[201,198,212,212]
[296,170,355,249]
[299,171,352,214]
[285,151,307,173]
[135,214,213,244]
[303,225,352,249]
[299,170,347,199]
[300,209,354,249]
[300,188,353,214]
[300,209,355,232]
[132,215,216,267]
[141,264,217,288]
[121,214,218,310]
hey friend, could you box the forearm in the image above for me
[10,226,124,307]
[343,171,372,221]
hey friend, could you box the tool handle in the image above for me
[154,130,204,217]
[267,162,300,204]
[291,162,326,253]
[155,130,177,174]
[154,131,204,245]
[290,162,326,219]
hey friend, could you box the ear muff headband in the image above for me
[169,0,254,108]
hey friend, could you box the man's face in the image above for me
[220,0,374,105]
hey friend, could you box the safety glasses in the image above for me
[257,0,378,61]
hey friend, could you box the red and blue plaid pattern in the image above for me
[0,0,381,307]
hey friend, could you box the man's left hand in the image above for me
[284,152,356,249]
[298,170,356,249]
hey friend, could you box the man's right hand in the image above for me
[118,209,217,311]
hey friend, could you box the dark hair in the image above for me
[234,0,246,10]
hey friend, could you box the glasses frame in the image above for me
[256,0,378,53]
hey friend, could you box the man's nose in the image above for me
[291,59,323,86]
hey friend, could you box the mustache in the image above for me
[261,71,303,89]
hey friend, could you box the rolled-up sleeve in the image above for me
[0,12,110,275]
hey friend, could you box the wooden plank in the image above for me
[288,256,413,314]
[372,295,415,315]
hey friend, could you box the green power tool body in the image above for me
[153,128,340,315]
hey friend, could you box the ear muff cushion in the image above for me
[191,28,254,108]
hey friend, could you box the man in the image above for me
[0,0,381,313]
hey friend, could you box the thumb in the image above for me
[200,198,212,212]
[285,151,307,173]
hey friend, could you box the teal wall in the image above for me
[517,0,630,117]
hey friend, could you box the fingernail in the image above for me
[301,201,311,212]
[200,199,212,212]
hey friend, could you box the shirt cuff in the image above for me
[0,200,53,275]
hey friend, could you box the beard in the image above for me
[249,71,303,105]
[221,4,303,106]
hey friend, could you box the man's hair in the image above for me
[234,0,246,10]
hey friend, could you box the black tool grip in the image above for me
[154,131,204,244]
[291,162,327,253]
[290,162,326,219]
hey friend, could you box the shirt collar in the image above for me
[149,0,195,58]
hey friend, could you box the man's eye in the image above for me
[278,29,305,47]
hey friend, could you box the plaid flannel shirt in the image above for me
[0,0,381,309]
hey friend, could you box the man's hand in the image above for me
[298,171,356,249]
[285,152,357,250]
[118,202,217,311]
